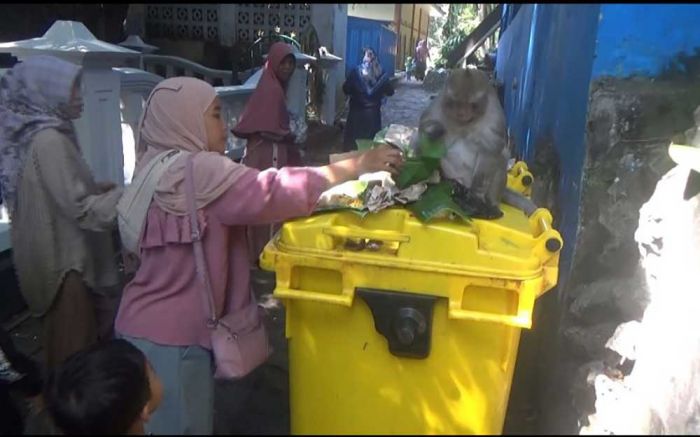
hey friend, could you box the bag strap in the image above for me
[184,153,219,326]
[117,149,183,254]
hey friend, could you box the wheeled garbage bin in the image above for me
[260,200,562,435]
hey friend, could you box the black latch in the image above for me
[357,288,438,359]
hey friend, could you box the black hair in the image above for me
[44,339,151,435]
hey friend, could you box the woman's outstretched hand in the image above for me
[319,144,405,186]
[356,144,404,176]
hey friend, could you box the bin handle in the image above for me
[448,287,536,328]
[529,209,563,254]
[274,286,354,307]
[323,225,411,243]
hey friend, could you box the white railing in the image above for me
[141,54,235,86]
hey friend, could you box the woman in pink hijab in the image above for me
[232,42,302,264]
[115,77,403,435]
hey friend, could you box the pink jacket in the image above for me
[115,166,328,348]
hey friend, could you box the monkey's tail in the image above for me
[502,188,538,216]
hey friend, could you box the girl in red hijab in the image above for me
[233,42,304,263]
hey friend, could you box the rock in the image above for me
[580,373,648,435]
[568,280,622,325]
[582,161,700,435]
[569,275,648,325]
[605,320,643,363]
[571,360,608,422]
[564,323,620,360]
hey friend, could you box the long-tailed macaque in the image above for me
[419,68,537,218]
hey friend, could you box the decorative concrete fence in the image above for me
[0,20,323,252]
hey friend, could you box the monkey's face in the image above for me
[442,69,490,125]
[443,89,487,125]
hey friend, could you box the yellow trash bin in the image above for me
[260,202,562,435]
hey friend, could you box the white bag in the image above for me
[117,149,185,256]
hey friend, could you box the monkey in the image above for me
[418,67,537,218]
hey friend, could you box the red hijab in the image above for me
[232,42,295,139]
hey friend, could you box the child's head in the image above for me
[44,339,163,435]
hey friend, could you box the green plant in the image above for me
[434,4,484,68]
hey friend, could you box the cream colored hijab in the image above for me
[135,77,245,215]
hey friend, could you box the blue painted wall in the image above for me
[498,3,700,282]
[496,4,600,278]
[346,16,397,78]
[593,4,700,78]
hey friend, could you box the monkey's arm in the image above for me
[418,101,446,140]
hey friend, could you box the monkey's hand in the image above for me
[420,120,446,141]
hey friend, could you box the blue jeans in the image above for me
[119,334,214,435]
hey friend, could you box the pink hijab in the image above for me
[135,77,245,215]
[232,42,295,139]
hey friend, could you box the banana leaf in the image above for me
[394,134,447,189]
[406,181,473,223]
[314,179,369,214]
[359,124,448,190]
[312,206,369,218]
[355,139,377,151]
[394,157,441,189]
[418,134,446,160]
[373,127,389,143]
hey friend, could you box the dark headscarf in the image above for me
[232,42,295,139]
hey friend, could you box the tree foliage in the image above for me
[432,4,497,69]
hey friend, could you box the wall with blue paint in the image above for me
[345,16,397,78]
[496,4,600,277]
[593,4,700,79]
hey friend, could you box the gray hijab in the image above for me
[0,55,82,215]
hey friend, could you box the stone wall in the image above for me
[502,75,700,434]
[546,77,700,432]
[582,162,700,434]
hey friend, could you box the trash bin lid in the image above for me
[267,205,562,282]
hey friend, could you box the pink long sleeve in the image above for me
[210,166,329,226]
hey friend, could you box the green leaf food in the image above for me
[314,179,369,213]
[373,127,389,143]
[355,139,376,151]
[418,133,447,160]
[406,181,473,223]
[395,157,440,189]
[394,133,447,189]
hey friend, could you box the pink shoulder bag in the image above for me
[184,153,272,380]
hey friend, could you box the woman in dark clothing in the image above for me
[342,47,395,152]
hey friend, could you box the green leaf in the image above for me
[355,139,376,151]
[406,182,473,223]
[395,158,441,189]
[418,133,447,160]
[373,127,389,143]
[313,206,369,217]
[392,134,446,189]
